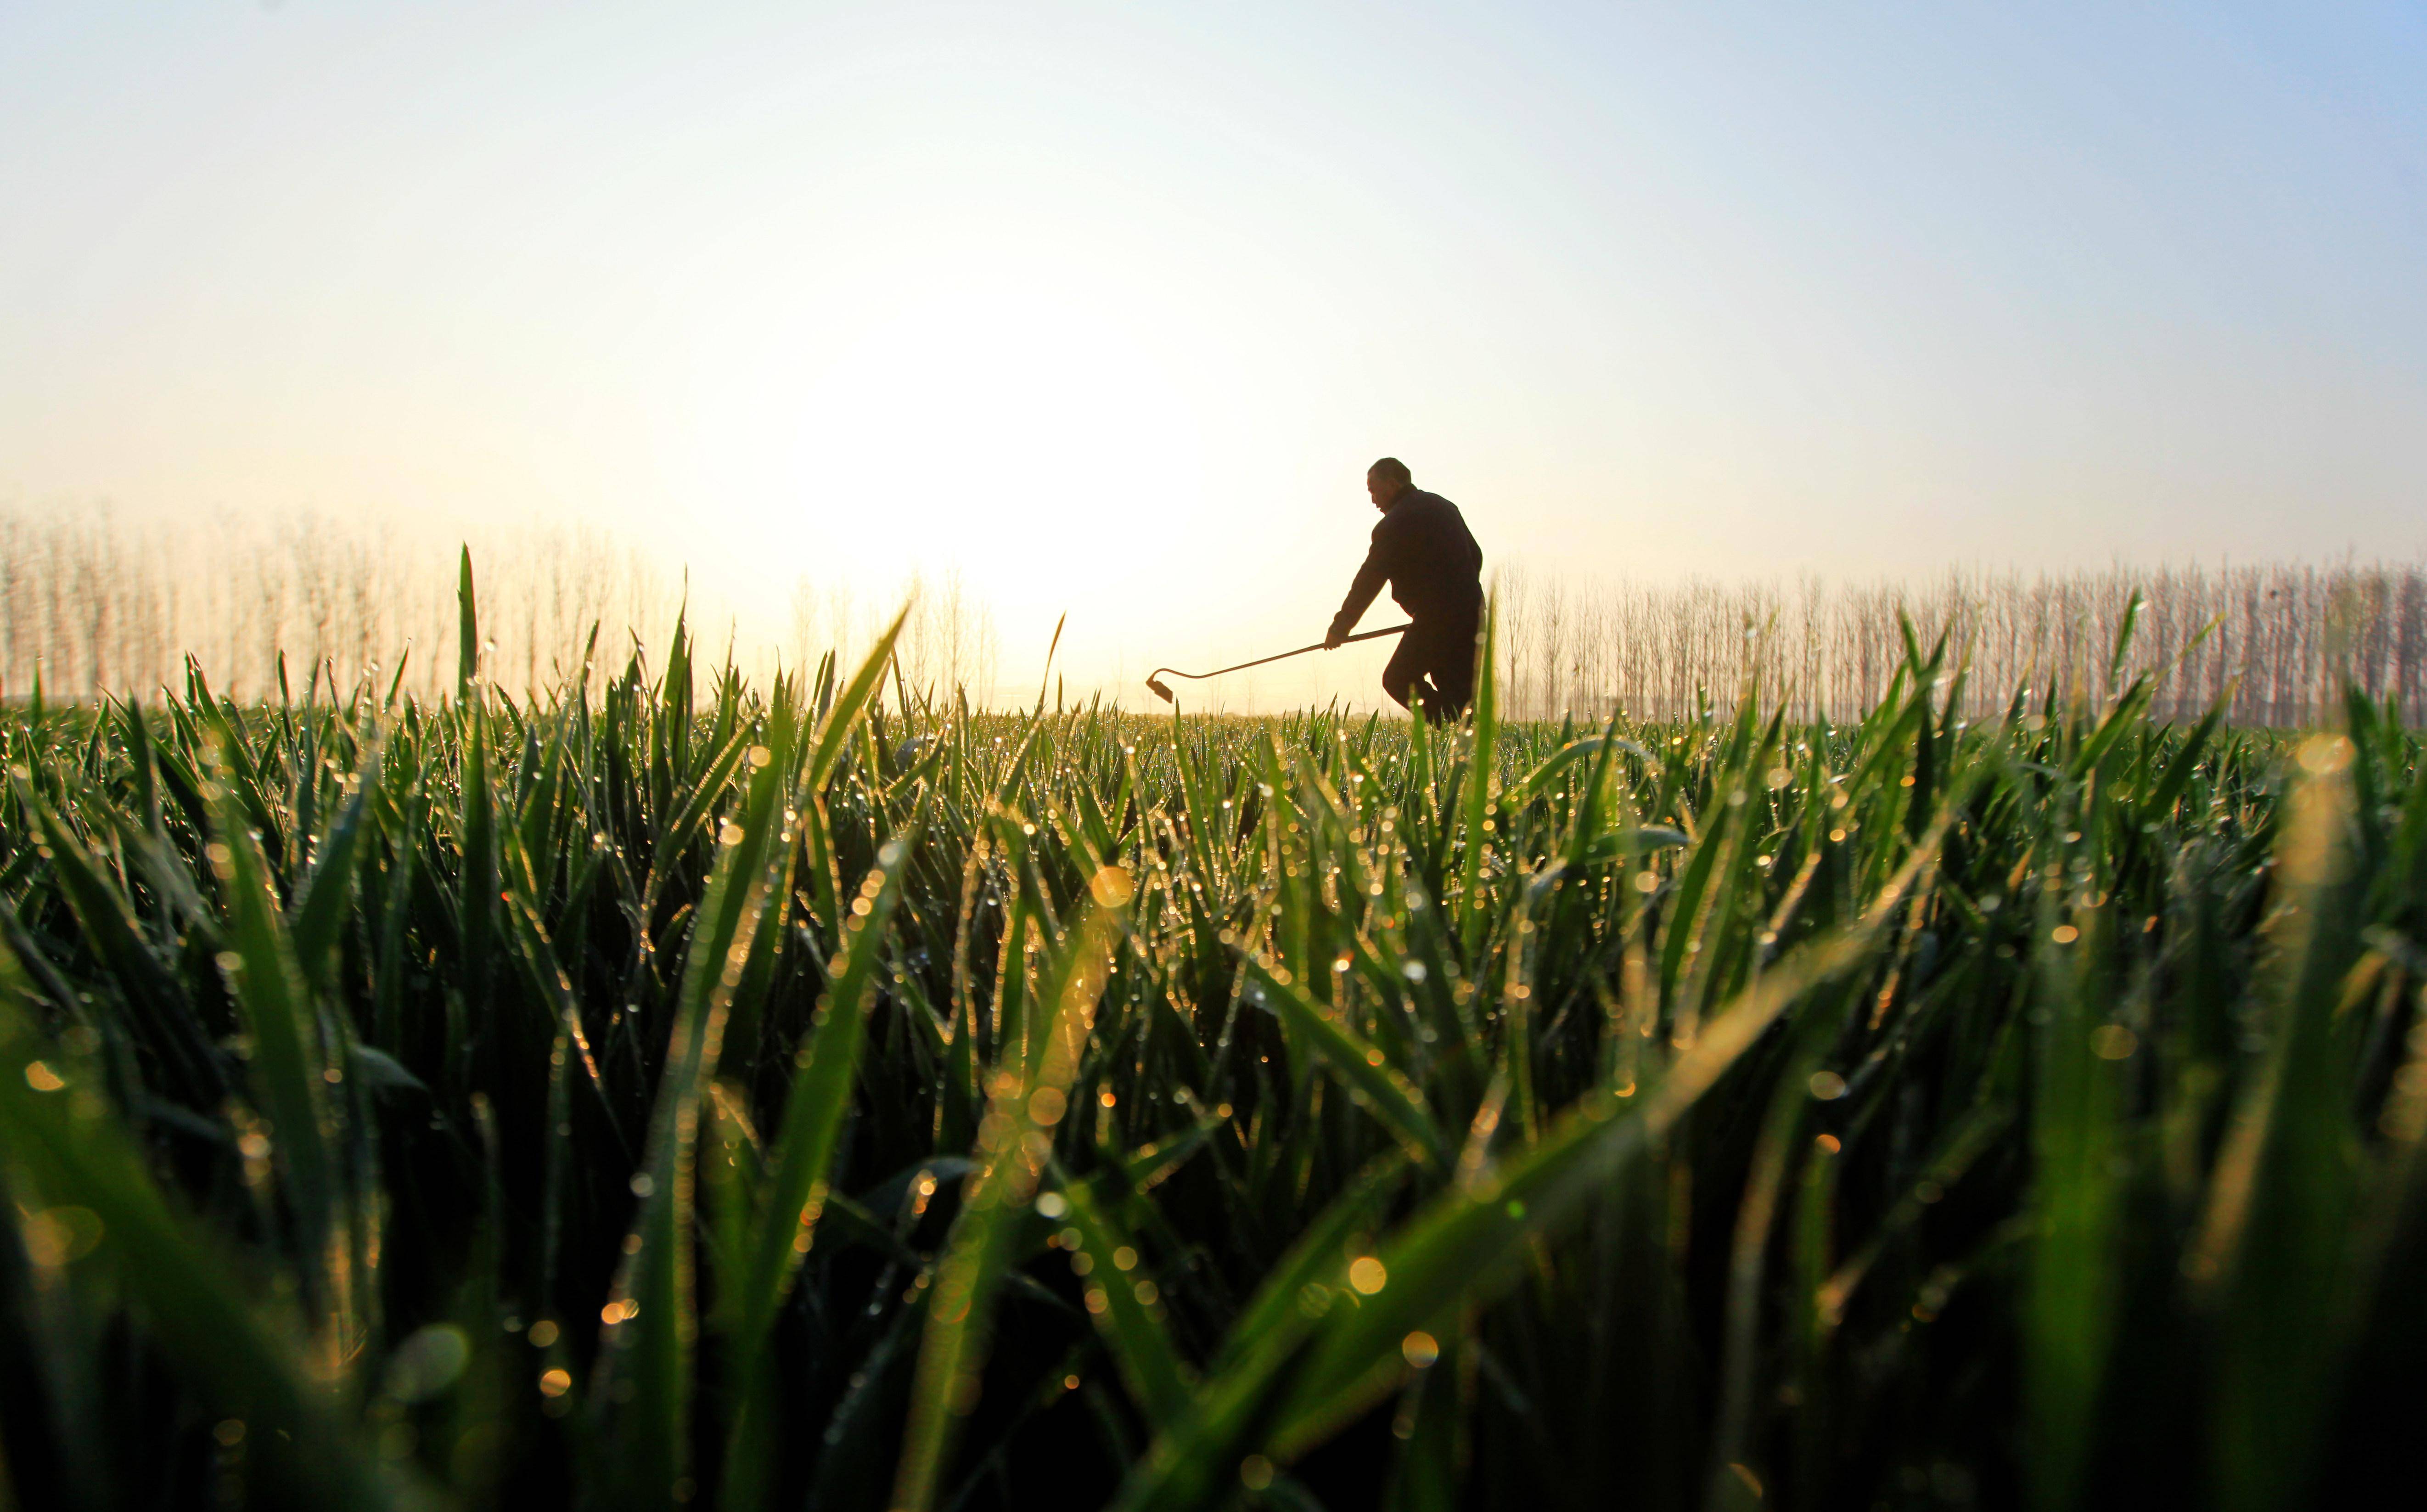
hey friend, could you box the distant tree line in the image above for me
[1497,559,2427,727]
[4,506,2414,727]
[0,509,998,708]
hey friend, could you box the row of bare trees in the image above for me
[790,567,1001,711]
[1498,560,2427,726]
[0,511,677,704]
[0,510,999,707]
[5,506,2414,727]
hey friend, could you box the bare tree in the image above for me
[1492,558,2427,727]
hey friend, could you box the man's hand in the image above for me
[1323,627,1345,650]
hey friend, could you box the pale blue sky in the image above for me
[3,3,2422,694]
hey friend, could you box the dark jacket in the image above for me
[1330,488,1483,640]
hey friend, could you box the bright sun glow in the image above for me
[675,255,1218,623]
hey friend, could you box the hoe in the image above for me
[1146,623,1409,703]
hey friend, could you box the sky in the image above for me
[4,2,2424,705]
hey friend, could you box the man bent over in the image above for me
[1325,457,1484,722]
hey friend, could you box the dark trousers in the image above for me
[1382,607,1479,723]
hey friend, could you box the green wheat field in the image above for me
[1,558,2421,1511]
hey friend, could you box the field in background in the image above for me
[0,578,2422,1510]
[6,507,2421,725]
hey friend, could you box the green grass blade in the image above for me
[718,832,915,1512]
[12,776,226,1105]
[0,944,412,1508]
[457,545,478,703]
[806,605,910,791]
[1455,594,1499,966]
[892,868,1131,1512]
[2196,734,2369,1512]
[287,740,381,992]
[1236,952,1449,1175]
[590,706,798,1507]
[1055,1176,1194,1426]
[203,745,352,1344]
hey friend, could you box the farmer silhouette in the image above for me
[1325,457,1483,721]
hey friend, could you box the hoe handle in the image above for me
[1147,622,1410,692]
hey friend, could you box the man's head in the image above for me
[1366,456,1412,511]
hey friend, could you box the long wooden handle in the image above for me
[1148,622,1411,686]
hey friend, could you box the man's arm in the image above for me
[1326,547,1390,648]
